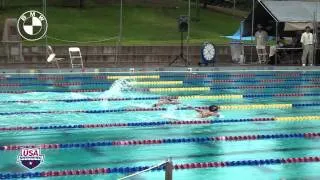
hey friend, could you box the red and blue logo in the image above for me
[17,148,44,169]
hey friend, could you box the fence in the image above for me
[0,0,312,67]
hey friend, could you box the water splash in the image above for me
[99,78,134,98]
[161,105,197,120]
[95,78,136,108]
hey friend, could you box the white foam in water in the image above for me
[96,78,139,108]
[161,106,176,119]
[70,92,88,99]
[99,78,134,98]
[161,105,196,120]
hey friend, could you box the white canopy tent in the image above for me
[263,0,320,31]
[242,0,320,37]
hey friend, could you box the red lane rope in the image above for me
[1,156,320,178]
[0,132,319,151]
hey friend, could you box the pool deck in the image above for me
[0,65,319,74]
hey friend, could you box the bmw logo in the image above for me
[17,10,48,41]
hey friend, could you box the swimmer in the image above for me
[194,105,220,118]
[152,98,180,107]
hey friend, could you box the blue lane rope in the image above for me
[0,117,275,132]
[0,103,320,115]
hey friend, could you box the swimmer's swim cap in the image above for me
[209,105,219,112]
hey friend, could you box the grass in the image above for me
[0,4,240,45]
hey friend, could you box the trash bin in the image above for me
[230,41,245,64]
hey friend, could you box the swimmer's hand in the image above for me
[184,106,195,109]
[217,114,224,118]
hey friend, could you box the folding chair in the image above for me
[47,45,64,69]
[69,47,84,69]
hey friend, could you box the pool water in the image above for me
[0,71,320,180]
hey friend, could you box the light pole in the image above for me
[116,0,123,64]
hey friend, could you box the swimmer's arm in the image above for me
[195,108,204,113]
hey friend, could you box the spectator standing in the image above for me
[255,24,268,63]
[300,26,314,66]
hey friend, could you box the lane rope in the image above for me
[1,79,320,87]
[2,72,320,81]
[0,72,320,81]
[149,87,210,92]
[2,84,320,93]
[149,85,320,92]
[1,103,320,115]
[1,156,319,179]
[0,82,112,87]
[1,93,320,104]
[0,132,319,151]
[0,89,105,94]
[2,116,320,132]
[107,75,160,80]
[0,117,275,131]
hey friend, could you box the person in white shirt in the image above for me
[255,24,268,63]
[300,26,314,66]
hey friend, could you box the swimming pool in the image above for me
[1,70,320,180]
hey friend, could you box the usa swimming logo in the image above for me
[17,148,45,169]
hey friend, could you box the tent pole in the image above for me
[240,21,244,63]
[251,0,255,64]
[43,0,47,64]
[275,21,278,65]
[313,2,318,65]
[240,21,243,41]
[187,0,191,65]
[318,0,320,65]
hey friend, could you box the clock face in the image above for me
[203,43,215,61]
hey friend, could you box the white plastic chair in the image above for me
[47,45,64,69]
[69,47,84,69]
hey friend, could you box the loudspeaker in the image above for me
[178,16,188,32]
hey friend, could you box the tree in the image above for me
[0,0,5,10]
[202,0,208,9]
